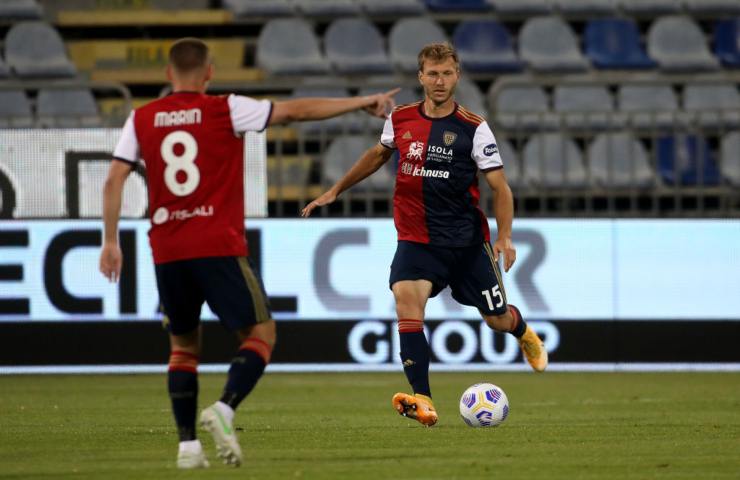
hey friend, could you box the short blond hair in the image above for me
[417,42,460,72]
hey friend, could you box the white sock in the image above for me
[179,439,202,454]
[215,401,235,424]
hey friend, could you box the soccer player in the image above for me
[98,38,398,468]
[302,43,547,427]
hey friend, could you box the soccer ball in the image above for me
[459,383,509,427]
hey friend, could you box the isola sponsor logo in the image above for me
[152,205,214,224]
[483,143,498,156]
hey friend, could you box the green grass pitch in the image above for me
[1,372,739,479]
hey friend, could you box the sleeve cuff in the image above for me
[113,156,137,166]
[480,165,503,173]
[380,141,395,150]
[260,101,274,132]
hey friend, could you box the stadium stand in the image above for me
[522,133,587,188]
[4,21,77,77]
[0,0,43,19]
[487,0,553,15]
[682,83,740,129]
[491,84,558,131]
[322,135,395,192]
[518,16,590,72]
[552,85,620,130]
[290,86,361,135]
[256,18,330,75]
[588,132,655,188]
[657,134,721,186]
[618,0,680,15]
[453,20,523,73]
[555,0,618,15]
[356,0,426,15]
[324,18,393,74]
[294,0,362,17]
[584,18,656,69]
[720,131,740,185]
[389,18,448,73]
[683,0,740,15]
[36,88,102,128]
[221,0,296,17]
[0,90,34,128]
[617,83,680,129]
[647,16,720,71]
[423,0,490,12]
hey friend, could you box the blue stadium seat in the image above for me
[256,19,330,75]
[657,135,720,186]
[424,0,489,11]
[453,20,523,73]
[715,19,740,68]
[519,16,589,72]
[325,19,392,74]
[585,19,656,69]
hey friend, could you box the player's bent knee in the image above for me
[482,311,511,332]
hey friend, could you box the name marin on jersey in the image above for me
[154,108,202,127]
[152,205,214,225]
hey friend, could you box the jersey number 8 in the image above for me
[161,130,200,196]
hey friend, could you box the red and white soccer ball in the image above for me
[459,383,510,427]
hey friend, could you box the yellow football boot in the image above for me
[392,392,438,426]
[518,325,548,372]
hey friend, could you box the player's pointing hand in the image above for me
[363,87,401,118]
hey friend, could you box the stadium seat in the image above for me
[256,19,330,75]
[585,19,656,69]
[455,78,487,118]
[294,0,362,16]
[497,138,522,187]
[453,20,523,73]
[618,84,680,129]
[0,0,43,19]
[588,132,655,187]
[518,16,589,72]
[647,16,720,71]
[682,83,740,129]
[522,133,587,187]
[424,0,489,11]
[324,19,392,74]
[0,55,9,78]
[720,132,740,186]
[323,135,394,191]
[715,19,740,68]
[656,134,720,186]
[0,90,34,128]
[4,22,77,78]
[36,89,102,128]
[555,0,617,15]
[221,0,296,16]
[683,0,740,14]
[486,0,552,15]
[490,84,557,131]
[291,87,362,135]
[618,0,680,15]
[553,85,621,130]
[389,18,448,73]
[357,0,426,15]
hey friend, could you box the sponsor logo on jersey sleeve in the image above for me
[483,143,498,156]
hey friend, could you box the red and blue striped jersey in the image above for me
[380,102,503,247]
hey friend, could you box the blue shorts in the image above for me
[389,240,508,316]
[155,256,271,335]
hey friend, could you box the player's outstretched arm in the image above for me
[99,160,132,283]
[301,143,393,217]
[269,88,400,126]
[484,168,516,272]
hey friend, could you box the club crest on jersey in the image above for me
[443,131,457,146]
[407,141,425,161]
